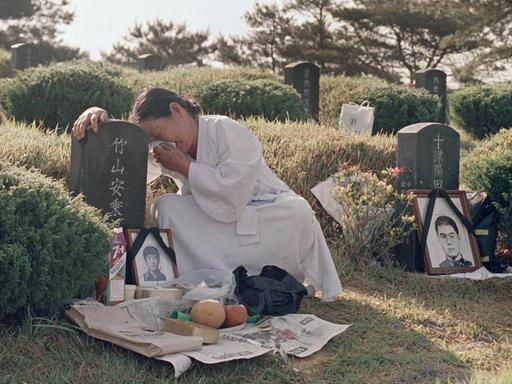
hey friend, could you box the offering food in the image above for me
[191,299,226,329]
[223,304,248,327]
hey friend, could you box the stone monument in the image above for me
[284,61,320,121]
[137,54,163,71]
[10,43,40,70]
[415,69,447,124]
[395,122,460,271]
[70,120,149,228]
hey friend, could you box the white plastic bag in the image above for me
[338,101,374,135]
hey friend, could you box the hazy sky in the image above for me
[61,0,279,60]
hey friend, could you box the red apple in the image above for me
[223,304,248,327]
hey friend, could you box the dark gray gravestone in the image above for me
[284,61,320,121]
[70,120,149,228]
[10,43,40,70]
[415,69,447,124]
[395,122,459,272]
[397,122,459,191]
[137,54,163,71]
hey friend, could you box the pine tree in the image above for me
[103,19,210,68]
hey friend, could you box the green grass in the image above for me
[1,259,511,383]
[0,115,503,384]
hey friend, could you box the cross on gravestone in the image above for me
[284,61,320,121]
[396,122,460,191]
[137,54,163,71]
[415,69,447,124]
[10,43,40,70]
[70,120,149,228]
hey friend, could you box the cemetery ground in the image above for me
[1,260,512,384]
[0,116,511,383]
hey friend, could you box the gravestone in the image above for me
[70,120,149,228]
[284,61,320,121]
[10,43,40,70]
[415,69,447,124]
[137,54,163,71]
[395,122,460,271]
[397,122,459,191]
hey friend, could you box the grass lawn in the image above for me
[2,260,511,384]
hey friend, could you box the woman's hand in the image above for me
[153,143,191,176]
[72,107,109,140]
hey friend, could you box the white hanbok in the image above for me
[147,115,342,300]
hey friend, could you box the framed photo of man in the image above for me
[412,190,481,275]
[125,228,178,286]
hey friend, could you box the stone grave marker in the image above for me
[10,43,40,70]
[70,120,149,228]
[137,54,163,71]
[415,68,447,123]
[397,122,460,191]
[395,122,460,271]
[284,61,320,121]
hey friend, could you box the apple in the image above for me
[223,304,248,327]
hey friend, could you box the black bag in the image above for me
[233,265,308,316]
[467,192,501,271]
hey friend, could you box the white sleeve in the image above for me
[188,119,262,223]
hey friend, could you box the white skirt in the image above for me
[151,193,342,300]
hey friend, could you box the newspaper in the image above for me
[70,299,349,378]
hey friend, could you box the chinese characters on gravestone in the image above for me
[415,69,447,124]
[109,137,128,217]
[394,122,460,272]
[284,62,320,121]
[70,120,149,228]
[396,122,459,191]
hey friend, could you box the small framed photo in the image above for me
[412,190,481,275]
[125,228,178,286]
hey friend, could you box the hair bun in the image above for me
[186,99,202,116]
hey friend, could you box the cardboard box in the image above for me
[96,227,127,305]
[162,319,219,344]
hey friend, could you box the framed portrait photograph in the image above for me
[412,190,481,275]
[125,228,178,286]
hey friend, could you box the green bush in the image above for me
[197,79,307,121]
[450,83,512,139]
[0,119,70,180]
[2,61,134,130]
[350,86,440,135]
[121,66,278,99]
[462,129,512,248]
[0,162,111,318]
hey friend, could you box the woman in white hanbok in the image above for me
[73,88,342,300]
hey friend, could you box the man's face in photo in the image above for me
[437,224,460,258]
[145,252,160,272]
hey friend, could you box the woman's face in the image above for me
[138,110,189,154]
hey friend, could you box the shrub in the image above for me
[2,61,134,129]
[0,162,111,318]
[197,79,307,121]
[121,66,278,98]
[462,129,512,248]
[349,86,439,135]
[0,119,70,180]
[331,166,414,268]
[450,83,512,139]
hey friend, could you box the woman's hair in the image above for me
[130,87,201,123]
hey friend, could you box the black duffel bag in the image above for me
[233,265,308,316]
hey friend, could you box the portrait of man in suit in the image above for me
[435,216,473,268]
[142,245,167,282]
